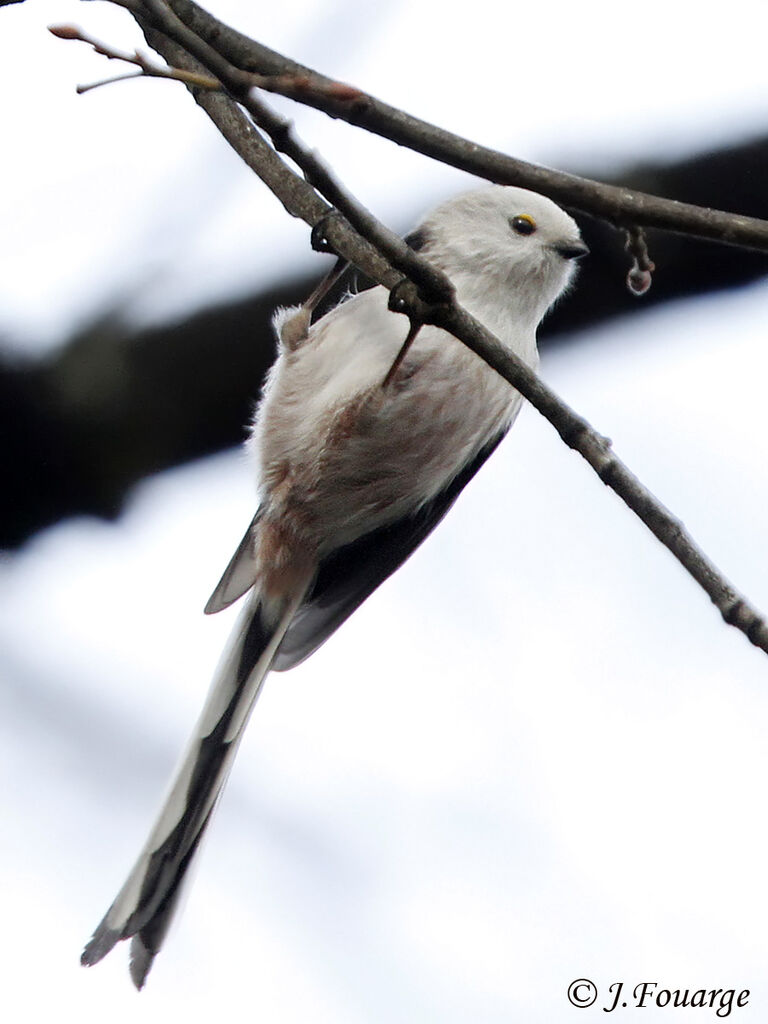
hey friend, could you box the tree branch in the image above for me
[128,0,768,253]
[102,4,768,656]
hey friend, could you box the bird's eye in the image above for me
[511,214,537,236]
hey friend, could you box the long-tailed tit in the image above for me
[81,185,587,988]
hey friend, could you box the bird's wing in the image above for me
[204,511,262,615]
[273,429,507,671]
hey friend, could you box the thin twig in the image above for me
[76,70,144,94]
[50,20,362,102]
[74,4,768,655]
[49,23,221,91]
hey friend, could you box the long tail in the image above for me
[81,586,306,989]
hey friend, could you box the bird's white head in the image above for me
[406,185,588,328]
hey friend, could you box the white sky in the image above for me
[2,1,768,1020]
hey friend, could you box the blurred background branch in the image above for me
[4,133,768,548]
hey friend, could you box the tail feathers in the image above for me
[82,587,306,989]
[128,801,215,989]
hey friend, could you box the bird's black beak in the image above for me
[555,240,590,260]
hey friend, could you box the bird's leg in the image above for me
[305,255,349,315]
[279,210,353,348]
[310,210,346,256]
[278,253,348,349]
[382,317,422,388]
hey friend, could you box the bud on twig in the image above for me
[624,225,655,295]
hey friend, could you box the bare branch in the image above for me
[128,0,768,254]
[111,8,768,656]
[130,0,452,304]
[415,299,768,653]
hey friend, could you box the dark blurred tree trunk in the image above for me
[3,135,768,548]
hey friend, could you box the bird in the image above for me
[80,185,588,988]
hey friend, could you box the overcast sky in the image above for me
[2,1,768,1021]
